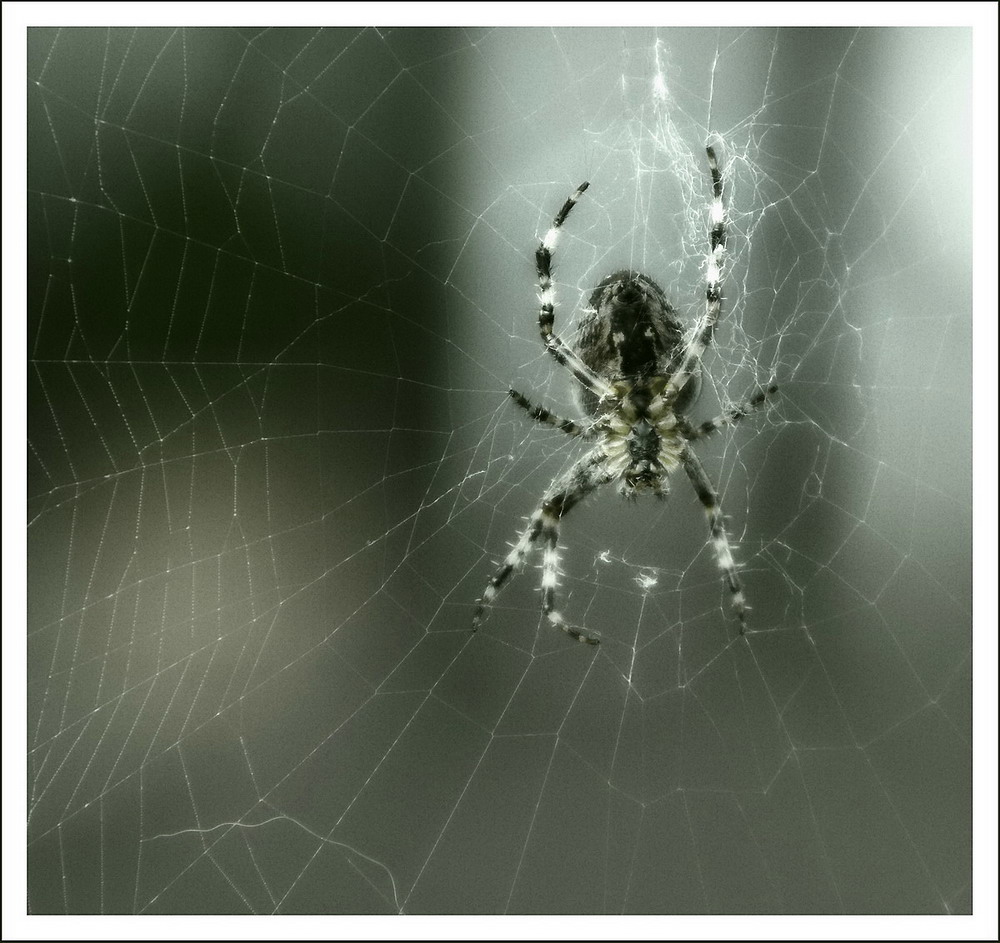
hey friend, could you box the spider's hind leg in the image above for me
[473,451,609,644]
[473,516,543,630]
[538,509,600,645]
[681,445,749,632]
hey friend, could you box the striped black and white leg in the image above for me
[681,446,748,631]
[685,384,778,441]
[507,387,591,438]
[665,145,727,404]
[535,183,617,406]
[473,452,608,644]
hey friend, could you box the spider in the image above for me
[473,145,777,645]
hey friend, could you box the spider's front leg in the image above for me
[534,183,617,407]
[681,445,749,632]
[473,451,610,644]
[665,145,727,403]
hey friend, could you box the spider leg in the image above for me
[508,387,593,438]
[535,183,617,406]
[665,145,727,404]
[473,451,610,644]
[683,383,778,441]
[681,445,748,632]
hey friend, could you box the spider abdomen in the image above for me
[578,271,683,375]
[577,269,695,415]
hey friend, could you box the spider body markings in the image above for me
[473,146,777,644]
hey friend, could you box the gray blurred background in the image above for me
[27,27,971,914]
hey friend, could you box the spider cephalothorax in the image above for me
[473,146,777,644]
[599,384,685,498]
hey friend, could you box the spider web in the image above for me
[13,10,995,934]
